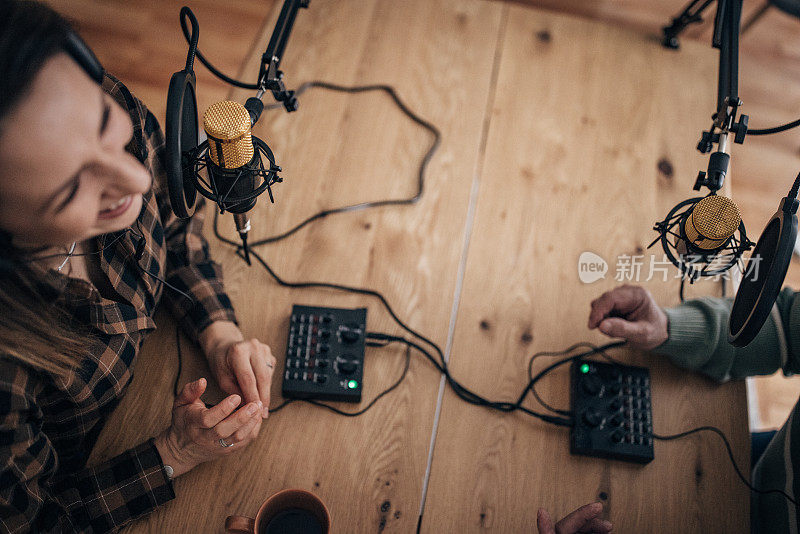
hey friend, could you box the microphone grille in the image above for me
[686,195,741,250]
[202,100,254,169]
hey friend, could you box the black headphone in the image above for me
[60,32,194,302]
[0,29,105,275]
[63,33,152,266]
[1,29,133,270]
[63,30,104,85]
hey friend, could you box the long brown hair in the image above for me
[0,1,93,376]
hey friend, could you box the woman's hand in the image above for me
[587,284,669,350]
[154,378,263,477]
[199,321,276,418]
[537,502,612,534]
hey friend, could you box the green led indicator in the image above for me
[348,380,359,389]
[580,363,590,374]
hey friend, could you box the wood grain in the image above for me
[515,0,800,448]
[67,0,758,531]
[421,7,749,533]
[45,0,278,127]
[502,0,771,42]
[90,0,505,532]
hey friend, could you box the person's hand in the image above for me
[587,284,669,350]
[200,321,276,418]
[537,502,612,534]
[154,378,263,477]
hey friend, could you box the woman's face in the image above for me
[0,53,151,248]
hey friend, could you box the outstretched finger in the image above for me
[231,349,260,406]
[537,508,556,534]
[250,352,274,418]
[212,401,262,438]
[194,393,241,429]
[556,502,603,533]
[230,409,262,444]
[175,378,206,408]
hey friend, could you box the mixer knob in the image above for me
[581,375,603,396]
[338,360,357,375]
[340,324,360,343]
[582,410,603,427]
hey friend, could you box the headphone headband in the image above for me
[63,30,104,85]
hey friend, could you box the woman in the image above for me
[0,2,276,531]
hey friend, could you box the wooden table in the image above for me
[92,1,750,532]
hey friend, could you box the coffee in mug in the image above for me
[225,489,330,534]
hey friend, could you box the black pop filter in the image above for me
[165,69,198,219]
[165,7,201,219]
[729,191,799,347]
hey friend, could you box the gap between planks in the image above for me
[416,3,510,530]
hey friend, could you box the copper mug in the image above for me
[225,489,331,534]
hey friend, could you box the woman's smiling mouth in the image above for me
[98,194,133,219]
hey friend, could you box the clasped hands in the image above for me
[154,321,276,476]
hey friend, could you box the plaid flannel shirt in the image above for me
[0,74,238,533]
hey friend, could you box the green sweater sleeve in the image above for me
[655,287,800,382]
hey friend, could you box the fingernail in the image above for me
[231,395,240,405]
[262,407,269,418]
[591,502,603,512]
[602,520,613,529]
[247,404,258,415]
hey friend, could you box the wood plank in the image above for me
[498,0,709,39]
[422,6,749,532]
[506,0,800,432]
[501,0,769,42]
[45,0,800,449]
[90,0,505,532]
[45,0,278,126]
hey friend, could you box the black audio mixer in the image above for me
[570,359,654,464]
[282,305,367,402]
